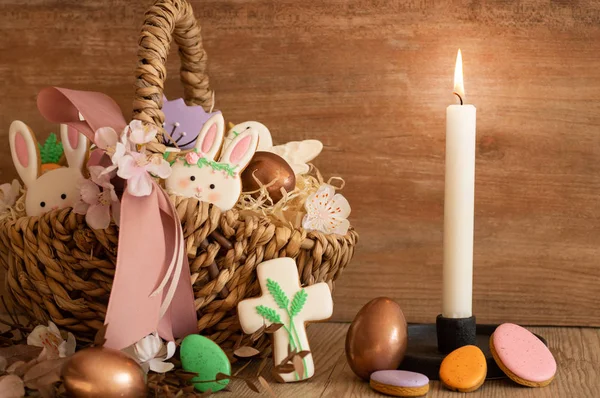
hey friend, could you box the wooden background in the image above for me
[0,0,599,327]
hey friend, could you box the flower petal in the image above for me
[116,155,139,179]
[112,142,127,165]
[11,179,22,194]
[47,322,61,337]
[86,204,111,230]
[134,333,162,362]
[148,359,174,373]
[58,341,68,358]
[302,213,328,233]
[0,179,20,207]
[95,127,119,150]
[129,120,158,145]
[329,217,350,236]
[27,325,47,347]
[100,164,118,177]
[305,184,335,214]
[89,166,114,189]
[127,174,153,197]
[146,158,172,179]
[165,341,176,360]
[327,194,351,219]
[65,333,76,356]
[128,120,143,132]
[73,200,90,215]
[79,179,100,205]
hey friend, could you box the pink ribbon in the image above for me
[37,87,198,349]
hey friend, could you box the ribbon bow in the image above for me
[37,87,198,349]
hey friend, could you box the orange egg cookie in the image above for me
[439,345,487,392]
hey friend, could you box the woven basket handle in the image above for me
[133,0,213,135]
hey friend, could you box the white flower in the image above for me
[128,332,176,373]
[0,180,21,211]
[302,184,351,235]
[27,321,76,359]
[128,120,159,145]
[94,126,129,176]
[117,151,171,197]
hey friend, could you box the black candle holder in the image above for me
[399,315,547,380]
[436,314,476,354]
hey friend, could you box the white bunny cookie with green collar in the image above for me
[9,120,89,216]
[165,113,259,211]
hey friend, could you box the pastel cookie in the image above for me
[165,113,259,211]
[237,258,333,382]
[9,120,89,217]
[439,345,486,392]
[370,370,429,397]
[490,323,556,387]
[226,121,272,151]
[180,334,231,392]
[266,139,323,175]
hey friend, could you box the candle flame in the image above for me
[453,49,465,101]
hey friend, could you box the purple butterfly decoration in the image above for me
[162,96,221,149]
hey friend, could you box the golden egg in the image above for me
[241,151,296,203]
[345,297,408,380]
[62,347,147,397]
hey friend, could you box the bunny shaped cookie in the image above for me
[165,113,259,211]
[9,120,89,217]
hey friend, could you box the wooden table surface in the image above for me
[231,322,600,397]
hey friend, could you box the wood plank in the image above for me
[0,0,598,325]
[229,322,348,397]
[231,324,600,397]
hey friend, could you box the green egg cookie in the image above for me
[180,334,231,392]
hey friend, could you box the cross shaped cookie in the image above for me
[237,258,333,382]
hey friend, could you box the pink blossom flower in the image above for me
[302,184,351,235]
[128,120,159,145]
[89,165,114,188]
[0,179,21,211]
[185,151,201,165]
[74,167,121,229]
[117,152,171,197]
[95,127,128,175]
[27,321,76,359]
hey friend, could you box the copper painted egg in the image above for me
[62,347,147,397]
[241,151,296,203]
[345,297,408,380]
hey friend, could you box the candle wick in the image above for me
[453,92,463,105]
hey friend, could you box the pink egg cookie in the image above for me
[490,323,557,387]
[369,370,429,397]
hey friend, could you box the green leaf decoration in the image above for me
[173,155,238,177]
[38,133,63,164]
[256,305,282,324]
[289,289,308,317]
[266,279,289,310]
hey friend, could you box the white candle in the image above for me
[443,49,476,319]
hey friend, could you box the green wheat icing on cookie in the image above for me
[255,278,309,379]
[38,133,63,164]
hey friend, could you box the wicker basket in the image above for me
[0,0,357,350]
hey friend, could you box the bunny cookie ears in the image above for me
[9,120,89,216]
[165,114,259,211]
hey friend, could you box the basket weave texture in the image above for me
[0,0,358,350]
